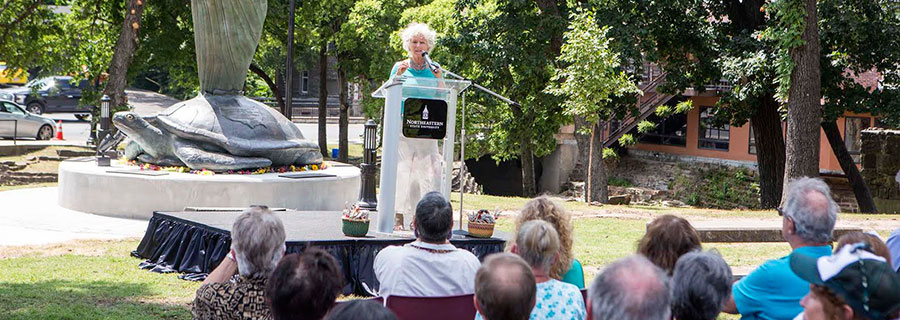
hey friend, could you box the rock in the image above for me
[662,200,686,207]
[607,194,631,205]
[24,156,37,161]
[57,149,96,158]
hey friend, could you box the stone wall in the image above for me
[860,128,900,213]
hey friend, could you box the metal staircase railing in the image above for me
[601,72,675,148]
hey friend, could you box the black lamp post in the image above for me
[356,119,378,210]
[97,95,111,167]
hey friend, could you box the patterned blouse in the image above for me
[192,276,272,320]
[475,279,586,320]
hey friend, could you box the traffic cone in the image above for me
[55,120,64,140]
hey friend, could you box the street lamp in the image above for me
[356,119,378,210]
[97,95,111,167]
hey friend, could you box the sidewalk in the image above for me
[0,187,147,246]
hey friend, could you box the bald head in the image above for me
[589,255,671,320]
[475,253,536,320]
[783,177,838,243]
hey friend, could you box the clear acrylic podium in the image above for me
[372,76,471,233]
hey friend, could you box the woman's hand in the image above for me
[396,60,410,76]
[432,67,443,79]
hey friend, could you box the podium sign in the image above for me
[372,76,471,233]
[403,98,447,139]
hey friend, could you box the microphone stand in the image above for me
[436,65,519,233]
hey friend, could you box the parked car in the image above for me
[0,76,93,120]
[0,99,55,140]
[0,62,28,86]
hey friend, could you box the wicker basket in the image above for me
[342,219,370,237]
[467,221,495,238]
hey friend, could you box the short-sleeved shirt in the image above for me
[560,259,585,289]
[732,245,832,320]
[192,276,272,320]
[374,241,481,297]
[475,279,586,320]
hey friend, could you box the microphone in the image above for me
[421,52,440,74]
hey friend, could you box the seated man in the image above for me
[374,192,481,296]
[884,170,900,271]
[474,253,536,320]
[722,177,839,319]
[587,255,671,320]
[193,205,286,320]
[266,248,344,320]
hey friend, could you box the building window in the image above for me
[844,117,870,163]
[301,71,309,94]
[638,112,687,147]
[698,107,730,151]
[749,125,756,155]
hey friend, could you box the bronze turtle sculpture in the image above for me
[114,94,322,171]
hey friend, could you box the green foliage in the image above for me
[636,120,656,134]
[546,10,640,125]
[760,0,809,100]
[618,133,636,146]
[601,147,618,160]
[654,105,672,117]
[669,166,761,209]
[608,176,634,187]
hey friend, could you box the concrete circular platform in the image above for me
[58,159,361,219]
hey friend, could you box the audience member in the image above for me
[474,253,536,320]
[587,255,671,320]
[374,192,480,296]
[193,205,286,320]
[266,248,343,320]
[723,177,838,319]
[325,300,397,320]
[517,196,584,287]
[476,220,585,320]
[884,170,900,271]
[670,250,733,320]
[837,232,891,262]
[791,243,900,320]
[637,214,702,275]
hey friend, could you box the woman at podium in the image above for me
[389,22,444,228]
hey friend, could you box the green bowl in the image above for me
[342,219,370,237]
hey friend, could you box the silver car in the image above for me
[0,99,55,140]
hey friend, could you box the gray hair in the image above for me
[415,192,453,243]
[783,177,839,243]
[475,253,536,320]
[515,220,559,272]
[400,22,436,53]
[232,206,286,278]
[670,251,732,320]
[589,255,671,320]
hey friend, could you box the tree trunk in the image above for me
[781,0,822,204]
[103,0,145,108]
[520,139,536,197]
[751,95,786,208]
[587,122,609,203]
[337,64,349,162]
[822,121,877,212]
[573,116,590,184]
[248,63,284,113]
[317,42,328,158]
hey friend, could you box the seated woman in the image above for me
[192,205,286,320]
[637,214,702,275]
[516,196,584,288]
[478,220,586,320]
[325,300,397,320]
[671,251,733,320]
[836,231,891,261]
[267,248,344,320]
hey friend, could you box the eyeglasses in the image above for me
[249,204,269,210]
[776,207,785,216]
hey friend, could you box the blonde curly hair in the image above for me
[514,196,574,279]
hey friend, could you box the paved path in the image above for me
[0,187,147,246]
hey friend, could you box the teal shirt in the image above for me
[389,61,438,79]
[732,245,832,320]
[560,259,585,289]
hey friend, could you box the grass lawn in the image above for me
[1,191,898,318]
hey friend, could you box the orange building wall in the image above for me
[629,96,873,174]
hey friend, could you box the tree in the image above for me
[547,11,640,203]
[440,0,570,196]
[774,0,823,203]
[103,0,145,108]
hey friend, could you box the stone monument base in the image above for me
[58,159,360,219]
